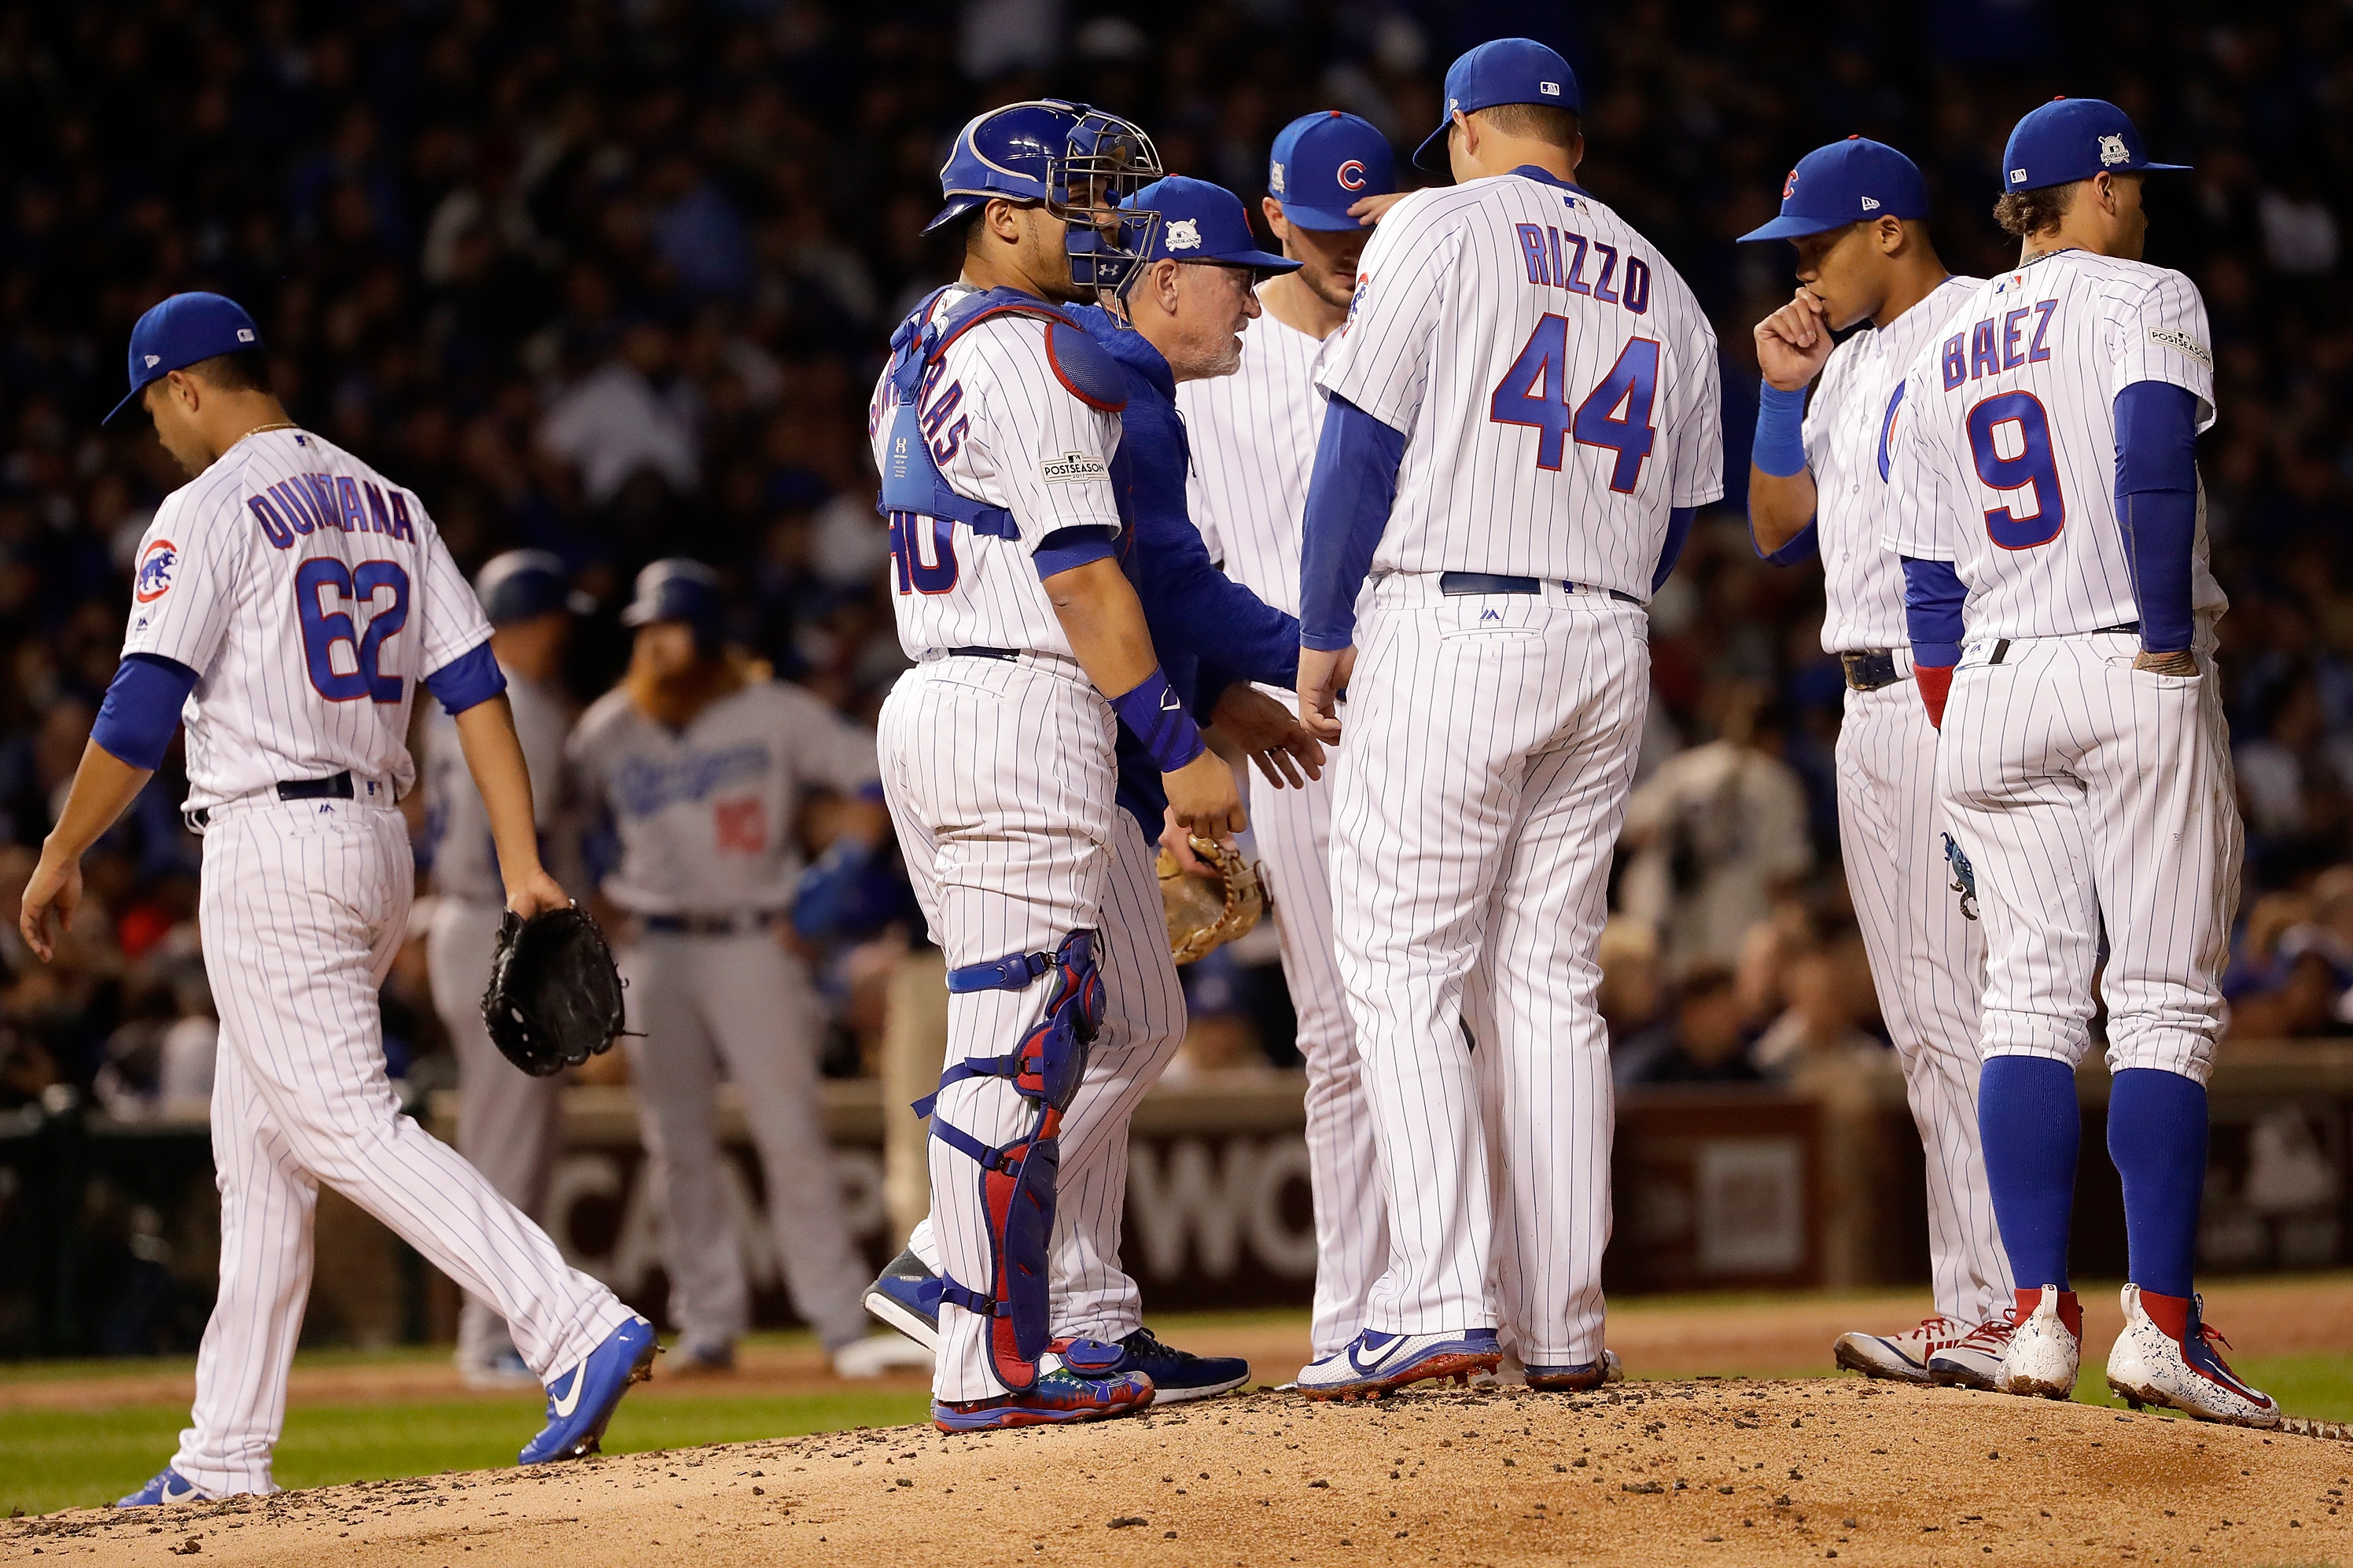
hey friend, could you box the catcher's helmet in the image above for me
[620,557,724,654]
[926,100,1164,300]
[475,549,591,625]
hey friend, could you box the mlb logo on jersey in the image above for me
[134,539,177,602]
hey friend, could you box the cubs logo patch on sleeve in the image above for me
[134,539,177,602]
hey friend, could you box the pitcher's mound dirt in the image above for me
[9,1380,2349,1566]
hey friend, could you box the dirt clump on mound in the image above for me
[9,1379,2350,1566]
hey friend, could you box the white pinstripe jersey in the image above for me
[865,285,1124,660]
[1805,273,1982,652]
[1316,175,1724,598]
[120,427,489,812]
[1881,249,2225,642]
[1176,304,1330,617]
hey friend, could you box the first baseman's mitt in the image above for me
[482,905,628,1077]
[1157,836,1268,966]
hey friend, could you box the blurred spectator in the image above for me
[1619,684,1814,974]
[1753,931,1892,1080]
[1596,915,1665,1043]
[536,323,700,506]
[1612,966,1765,1088]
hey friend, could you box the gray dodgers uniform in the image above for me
[422,664,577,1373]
[568,678,879,1353]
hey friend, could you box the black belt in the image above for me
[643,909,787,936]
[186,771,355,830]
[947,646,1018,661]
[1839,650,1905,692]
[1980,623,2140,667]
[1438,572,1640,605]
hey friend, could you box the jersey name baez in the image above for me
[866,286,1124,661]
[1316,175,1724,598]
[1806,274,1981,653]
[1882,249,2226,643]
[121,427,490,812]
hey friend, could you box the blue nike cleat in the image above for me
[1086,1326,1249,1403]
[861,1247,941,1351]
[116,1467,211,1507]
[932,1360,1154,1433]
[1294,1327,1503,1401]
[1526,1348,1625,1391]
[519,1316,657,1465]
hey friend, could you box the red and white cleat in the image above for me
[1832,1316,1971,1384]
[2105,1285,2279,1429]
[1924,1316,2016,1390]
[1994,1285,2082,1400]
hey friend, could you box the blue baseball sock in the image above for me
[2105,1067,2208,1300]
[1978,1055,2080,1292]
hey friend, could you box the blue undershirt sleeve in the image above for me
[2112,381,2200,654]
[422,639,508,716]
[1653,506,1699,591]
[1751,518,1819,567]
[90,653,197,771]
[1300,394,1405,651]
[1900,557,1966,669]
[1033,525,1120,580]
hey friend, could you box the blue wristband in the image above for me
[1753,379,1809,478]
[1109,667,1206,774]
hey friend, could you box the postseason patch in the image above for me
[1038,451,1108,485]
[134,538,178,602]
[2148,326,2213,370]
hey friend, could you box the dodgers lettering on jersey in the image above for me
[1805,274,1982,653]
[1316,175,1723,598]
[1882,250,2226,643]
[422,665,572,903]
[569,679,879,915]
[865,285,1124,659]
[121,427,488,812]
[1176,304,1330,618]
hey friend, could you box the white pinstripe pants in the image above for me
[1835,680,2012,1324]
[880,656,1129,1401]
[1244,703,1386,1359]
[179,801,630,1496]
[1939,632,2240,1085]
[1331,578,1647,1364]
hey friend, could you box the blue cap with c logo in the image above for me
[1269,112,1397,231]
[105,292,264,426]
[1413,38,1582,173]
[1738,137,1931,243]
[2001,98,2189,195]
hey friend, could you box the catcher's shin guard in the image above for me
[916,931,1103,1393]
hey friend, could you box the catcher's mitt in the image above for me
[482,905,628,1077]
[1157,836,1268,966]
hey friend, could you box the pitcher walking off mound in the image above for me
[1884,98,2274,1426]
[1294,40,1721,1398]
[21,294,650,1507]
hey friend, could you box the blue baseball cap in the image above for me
[1413,38,1582,173]
[476,550,595,624]
[1124,177,1299,271]
[1269,111,1397,231]
[105,292,264,426]
[2002,98,2189,195]
[1739,136,1931,242]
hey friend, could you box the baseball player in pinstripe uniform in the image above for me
[864,102,1248,1430]
[422,549,591,1389]
[1736,138,2017,1386]
[1175,111,1395,1362]
[1294,39,1722,1398]
[23,294,652,1507]
[568,559,923,1379]
[1885,98,2275,1426]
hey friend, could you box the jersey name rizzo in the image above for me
[1508,223,1653,315]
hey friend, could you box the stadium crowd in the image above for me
[0,0,2347,1122]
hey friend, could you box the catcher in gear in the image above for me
[1158,834,1268,965]
[483,905,628,1077]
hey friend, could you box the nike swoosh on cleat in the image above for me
[551,1365,585,1419]
[160,1478,194,1503]
[1347,1338,1406,1376]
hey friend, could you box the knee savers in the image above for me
[917,931,1103,1391]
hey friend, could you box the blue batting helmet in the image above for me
[621,558,725,655]
[475,550,591,625]
[927,100,1164,300]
